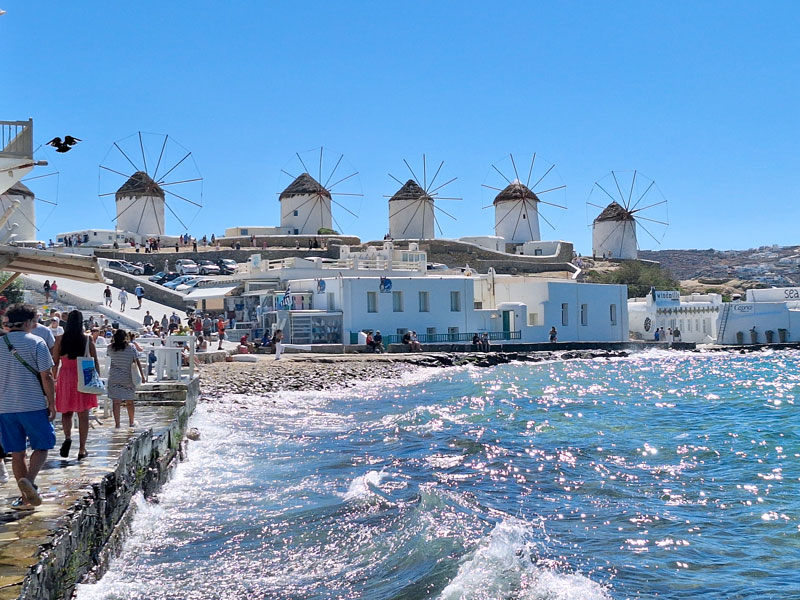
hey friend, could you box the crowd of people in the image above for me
[0,303,146,510]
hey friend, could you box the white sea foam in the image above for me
[342,469,387,501]
[438,519,610,600]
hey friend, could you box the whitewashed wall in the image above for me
[116,194,165,236]
[280,192,332,234]
[389,198,434,240]
[495,200,540,243]
[593,219,637,259]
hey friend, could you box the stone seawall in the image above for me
[15,379,200,600]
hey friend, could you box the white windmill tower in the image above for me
[386,155,459,239]
[587,170,668,259]
[99,132,203,237]
[278,148,362,235]
[0,183,35,242]
[0,147,59,244]
[115,172,166,235]
[482,154,567,244]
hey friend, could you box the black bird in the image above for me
[46,136,82,153]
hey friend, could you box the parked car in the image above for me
[215,258,239,275]
[175,277,213,292]
[175,259,199,275]
[164,275,199,290]
[197,260,221,275]
[149,271,180,284]
[106,260,144,276]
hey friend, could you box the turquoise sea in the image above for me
[76,350,799,599]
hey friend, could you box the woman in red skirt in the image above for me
[52,310,100,460]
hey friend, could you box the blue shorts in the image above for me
[0,410,56,453]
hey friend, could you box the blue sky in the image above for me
[4,2,799,253]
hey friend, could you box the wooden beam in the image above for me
[0,272,21,294]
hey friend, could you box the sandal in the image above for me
[77,451,89,461]
[59,438,72,458]
[17,478,41,507]
[10,497,32,511]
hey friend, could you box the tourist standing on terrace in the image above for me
[103,286,112,307]
[43,280,51,302]
[0,304,56,509]
[118,288,128,312]
[52,310,99,461]
[50,281,58,302]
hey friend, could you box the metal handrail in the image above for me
[0,119,33,158]
[348,330,522,344]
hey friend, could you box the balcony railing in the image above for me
[0,119,33,158]
[349,330,522,345]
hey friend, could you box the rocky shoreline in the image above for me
[198,349,631,397]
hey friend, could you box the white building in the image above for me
[628,289,723,343]
[716,287,800,344]
[227,242,629,346]
[388,180,434,240]
[224,226,294,237]
[116,172,166,236]
[279,173,332,235]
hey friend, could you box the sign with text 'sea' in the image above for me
[379,277,392,293]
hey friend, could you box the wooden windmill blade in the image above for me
[387,155,459,240]
[278,147,363,235]
[98,132,203,237]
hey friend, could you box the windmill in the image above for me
[278,147,363,235]
[482,153,566,244]
[386,154,460,239]
[98,132,203,237]
[0,144,59,243]
[587,170,668,260]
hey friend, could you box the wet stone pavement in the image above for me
[0,404,180,600]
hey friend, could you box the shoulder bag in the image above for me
[2,335,46,394]
[77,337,106,395]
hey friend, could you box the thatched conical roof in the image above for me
[3,182,34,199]
[594,201,633,223]
[494,181,539,206]
[280,173,330,199]
[390,179,431,203]
[116,171,164,199]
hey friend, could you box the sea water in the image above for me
[76,350,800,599]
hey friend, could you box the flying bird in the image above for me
[46,136,82,153]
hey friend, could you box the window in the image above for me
[327,292,335,311]
[426,327,437,335]
[687,319,692,332]
[419,291,430,312]
[450,291,461,312]
[561,303,569,326]
[293,229,299,234]
[241,228,248,235]
[367,291,377,313]
[396,328,408,336]
[528,312,539,326]
[392,291,404,312]
[580,304,588,326]
[448,327,459,335]
[474,301,483,309]
[609,304,617,326]
[293,210,298,216]
[534,248,543,256]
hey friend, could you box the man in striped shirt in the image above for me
[0,304,56,509]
